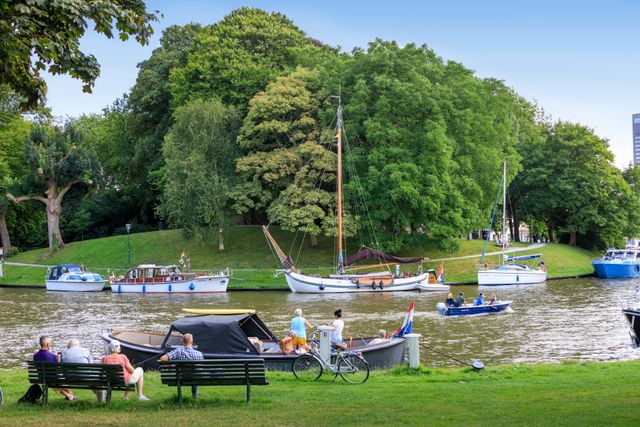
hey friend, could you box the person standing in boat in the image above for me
[290,308,313,352]
[330,309,347,350]
[475,293,485,306]
[454,292,466,307]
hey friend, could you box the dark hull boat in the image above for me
[99,313,406,371]
[622,307,640,347]
[436,301,512,316]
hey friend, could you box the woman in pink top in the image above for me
[100,340,149,401]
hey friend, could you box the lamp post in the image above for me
[125,223,132,265]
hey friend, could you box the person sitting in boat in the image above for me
[101,340,149,401]
[489,293,498,305]
[331,309,347,351]
[160,333,203,400]
[445,293,456,306]
[368,329,389,346]
[454,292,466,307]
[279,331,296,355]
[290,308,313,353]
[475,293,485,306]
[539,261,547,272]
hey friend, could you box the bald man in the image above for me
[160,334,203,399]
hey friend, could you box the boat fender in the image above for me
[379,281,384,289]
[118,284,122,293]
[371,281,376,290]
[168,284,172,292]
[189,283,195,291]
[355,279,360,289]
[319,284,325,291]
[142,284,146,293]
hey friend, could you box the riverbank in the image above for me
[0,361,638,425]
[0,228,597,288]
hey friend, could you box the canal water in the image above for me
[0,277,638,369]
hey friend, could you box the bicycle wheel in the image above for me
[292,354,323,380]
[338,354,369,384]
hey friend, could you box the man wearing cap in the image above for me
[100,340,149,401]
[160,333,203,399]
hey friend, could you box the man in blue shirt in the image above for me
[33,336,75,401]
[160,333,203,399]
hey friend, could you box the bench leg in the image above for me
[177,384,182,405]
[42,385,48,407]
[245,364,251,403]
[106,387,112,405]
[191,385,198,400]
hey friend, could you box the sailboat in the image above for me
[477,161,547,286]
[262,102,444,293]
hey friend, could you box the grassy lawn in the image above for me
[0,228,597,287]
[0,361,638,426]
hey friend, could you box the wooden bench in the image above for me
[159,359,269,404]
[27,361,135,406]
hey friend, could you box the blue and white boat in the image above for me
[436,300,512,316]
[592,248,640,278]
[45,264,106,292]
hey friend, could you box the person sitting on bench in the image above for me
[33,336,75,401]
[100,340,149,401]
[160,333,203,399]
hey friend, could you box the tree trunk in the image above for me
[0,205,11,258]
[309,234,318,248]
[546,222,554,243]
[218,228,225,251]
[46,199,64,252]
[569,231,577,246]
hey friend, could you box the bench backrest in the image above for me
[159,359,268,386]
[27,361,128,388]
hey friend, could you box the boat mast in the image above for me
[502,160,507,264]
[336,98,344,272]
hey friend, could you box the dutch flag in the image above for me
[394,300,415,336]
[437,264,445,284]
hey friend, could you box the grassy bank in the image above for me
[0,227,597,287]
[0,361,639,426]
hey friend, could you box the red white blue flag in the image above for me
[393,300,415,336]
[437,264,445,284]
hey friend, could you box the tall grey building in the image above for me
[634,113,640,164]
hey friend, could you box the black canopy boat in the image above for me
[622,305,640,347]
[100,313,407,371]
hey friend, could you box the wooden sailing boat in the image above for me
[262,101,447,293]
[477,161,547,285]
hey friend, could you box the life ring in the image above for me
[319,284,325,291]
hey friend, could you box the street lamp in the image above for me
[125,223,132,265]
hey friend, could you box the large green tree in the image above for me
[0,0,158,110]
[7,122,101,252]
[157,99,239,249]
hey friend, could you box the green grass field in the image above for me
[0,361,638,426]
[0,227,597,287]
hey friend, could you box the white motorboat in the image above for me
[477,161,546,286]
[45,264,106,292]
[110,264,229,294]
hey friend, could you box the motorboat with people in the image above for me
[45,264,106,292]
[262,101,431,293]
[621,296,640,346]
[109,264,229,294]
[99,310,408,371]
[436,299,512,316]
[592,247,640,279]
[477,161,546,285]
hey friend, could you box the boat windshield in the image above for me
[67,266,83,273]
[624,252,637,260]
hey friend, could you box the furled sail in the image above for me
[344,247,425,267]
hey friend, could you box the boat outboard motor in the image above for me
[436,302,447,316]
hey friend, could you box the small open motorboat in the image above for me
[436,300,512,316]
[45,264,106,292]
[100,312,407,371]
[621,300,640,347]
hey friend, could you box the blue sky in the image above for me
[43,0,640,167]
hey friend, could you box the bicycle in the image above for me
[291,335,369,384]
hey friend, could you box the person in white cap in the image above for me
[100,340,149,401]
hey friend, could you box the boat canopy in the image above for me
[504,254,542,262]
[163,314,278,355]
[344,247,424,267]
[48,264,82,280]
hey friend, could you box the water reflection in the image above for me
[0,277,638,369]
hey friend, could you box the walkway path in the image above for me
[429,242,547,262]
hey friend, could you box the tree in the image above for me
[7,122,101,252]
[170,7,315,111]
[0,0,158,110]
[233,67,341,247]
[157,99,239,249]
